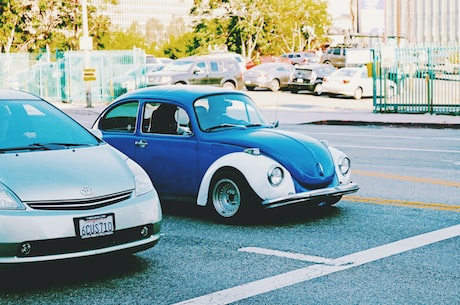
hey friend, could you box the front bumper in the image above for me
[262,181,359,209]
[0,190,162,264]
[0,222,161,263]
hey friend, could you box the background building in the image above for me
[384,0,460,44]
[93,0,193,31]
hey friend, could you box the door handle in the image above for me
[134,139,148,148]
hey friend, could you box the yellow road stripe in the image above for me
[353,170,460,188]
[345,195,460,212]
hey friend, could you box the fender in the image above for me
[327,145,352,184]
[196,151,295,206]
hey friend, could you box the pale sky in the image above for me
[328,0,350,17]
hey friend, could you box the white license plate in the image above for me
[77,214,115,239]
[296,78,304,83]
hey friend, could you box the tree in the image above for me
[190,0,331,60]
[0,0,115,54]
[0,0,30,53]
[100,22,148,50]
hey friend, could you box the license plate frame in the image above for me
[75,213,115,239]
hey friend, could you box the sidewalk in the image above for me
[55,94,460,129]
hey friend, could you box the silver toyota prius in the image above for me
[0,89,162,263]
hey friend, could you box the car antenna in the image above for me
[272,97,280,128]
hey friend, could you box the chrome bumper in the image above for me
[262,182,360,209]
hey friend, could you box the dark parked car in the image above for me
[146,55,244,90]
[243,62,295,91]
[288,64,337,95]
[92,86,359,222]
[320,46,348,68]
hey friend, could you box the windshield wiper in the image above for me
[0,142,90,153]
[205,123,247,132]
[245,123,264,128]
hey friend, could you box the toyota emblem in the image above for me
[80,186,94,196]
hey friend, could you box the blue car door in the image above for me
[132,101,200,198]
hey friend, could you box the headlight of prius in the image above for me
[0,183,26,210]
[338,157,351,175]
[268,166,284,186]
[126,159,154,196]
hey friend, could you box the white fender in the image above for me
[196,152,295,206]
[327,145,352,184]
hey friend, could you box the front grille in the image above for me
[25,190,133,210]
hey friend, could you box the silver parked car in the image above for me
[243,62,294,91]
[0,89,162,263]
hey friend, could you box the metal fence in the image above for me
[373,44,460,115]
[1,45,459,115]
[0,48,147,104]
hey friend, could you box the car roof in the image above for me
[296,63,332,69]
[0,89,42,101]
[115,85,248,108]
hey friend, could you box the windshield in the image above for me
[0,99,101,152]
[194,93,269,131]
[162,60,194,72]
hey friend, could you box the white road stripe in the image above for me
[238,247,339,265]
[335,144,460,154]
[173,224,460,305]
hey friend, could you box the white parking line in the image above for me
[173,224,460,305]
[238,247,340,265]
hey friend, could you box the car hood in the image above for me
[211,128,336,187]
[0,145,135,202]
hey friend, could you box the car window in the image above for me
[196,61,207,73]
[194,94,267,131]
[142,102,191,135]
[99,101,138,133]
[209,61,219,72]
[226,60,239,72]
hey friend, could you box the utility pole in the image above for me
[80,0,93,108]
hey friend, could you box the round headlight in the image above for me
[339,157,351,175]
[268,167,284,186]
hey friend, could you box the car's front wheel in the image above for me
[353,87,363,99]
[209,170,258,221]
[313,83,323,96]
[222,81,236,90]
[269,79,280,92]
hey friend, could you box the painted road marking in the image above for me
[345,196,460,212]
[353,170,460,188]
[238,247,338,265]
[335,144,460,154]
[173,224,460,305]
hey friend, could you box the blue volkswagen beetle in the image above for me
[93,86,359,221]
